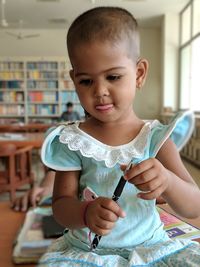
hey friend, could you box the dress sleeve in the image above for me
[41,125,82,171]
[149,110,195,157]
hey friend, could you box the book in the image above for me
[157,207,200,241]
[12,208,62,264]
[42,215,65,238]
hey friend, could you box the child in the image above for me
[39,6,200,267]
[11,169,55,212]
[60,101,81,122]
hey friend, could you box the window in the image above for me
[181,5,191,45]
[193,0,200,37]
[180,46,191,109]
[179,0,200,111]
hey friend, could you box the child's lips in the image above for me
[95,104,113,111]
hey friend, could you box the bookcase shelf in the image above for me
[0,58,84,124]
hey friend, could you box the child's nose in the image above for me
[93,82,109,97]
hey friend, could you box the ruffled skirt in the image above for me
[38,235,200,267]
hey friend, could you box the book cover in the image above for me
[42,215,65,238]
[157,207,200,241]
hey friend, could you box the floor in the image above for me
[0,158,200,202]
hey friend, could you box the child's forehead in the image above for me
[69,40,137,66]
[69,44,137,77]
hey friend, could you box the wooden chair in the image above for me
[0,144,34,202]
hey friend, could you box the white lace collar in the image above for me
[59,122,153,168]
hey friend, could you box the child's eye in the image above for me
[79,79,93,86]
[107,75,121,81]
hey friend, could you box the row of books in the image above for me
[28,104,59,115]
[0,81,24,89]
[0,62,68,71]
[27,62,58,70]
[0,90,79,104]
[0,91,24,102]
[28,91,59,102]
[0,104,25,115]
[0,62,24,70]
[27,80,58,89]
[0,71,24,79]
[27,71,58,80]
[0,80,74,90]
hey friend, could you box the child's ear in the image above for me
[69,69,74,82]
[136,58,149,89]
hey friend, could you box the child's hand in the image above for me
[124,158,170,200]
[11,186,45,212]
[85,197,126,236]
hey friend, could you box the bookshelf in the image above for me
[161,113,200,167]
[0,61,25,123]
[0,58,84,124]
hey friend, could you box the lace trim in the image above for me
[59,122,154,168]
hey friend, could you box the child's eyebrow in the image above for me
[75,67,126,77]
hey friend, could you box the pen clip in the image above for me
[125,161,132,173]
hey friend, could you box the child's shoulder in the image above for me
[45,120,84,136]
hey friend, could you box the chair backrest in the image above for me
[0,144,17,155]
[0,145,34,202]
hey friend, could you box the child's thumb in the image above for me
[117,207,126,218]
[120,165,127,172]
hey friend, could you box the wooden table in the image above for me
[0,132,44,149]
[0,123,52,133]
[0,202,35,267]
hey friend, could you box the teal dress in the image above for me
[39,111,200,267]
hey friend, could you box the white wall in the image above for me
[0,29,67,57]
[134,28,162,119]
[0,27,162,119]
[162,14,179,111]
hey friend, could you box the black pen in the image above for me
[90,161,132,251]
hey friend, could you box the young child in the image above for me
[39,7,200,267]
[60,101,81,122]
[11,169,55,212]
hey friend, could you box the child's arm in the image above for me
[157,139,200,218]
[11,169,55,212]
[52,171,125,235]
[125,138,200,219]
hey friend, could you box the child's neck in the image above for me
[81,116,144,146]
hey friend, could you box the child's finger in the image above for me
[125,159,153,180]
[137,185,163,200]
[120,165,127,172]
[101,199,126,218]
[111,203,126,218]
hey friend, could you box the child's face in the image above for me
[70,40,148,123]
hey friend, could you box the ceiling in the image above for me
[0,0,189,29]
